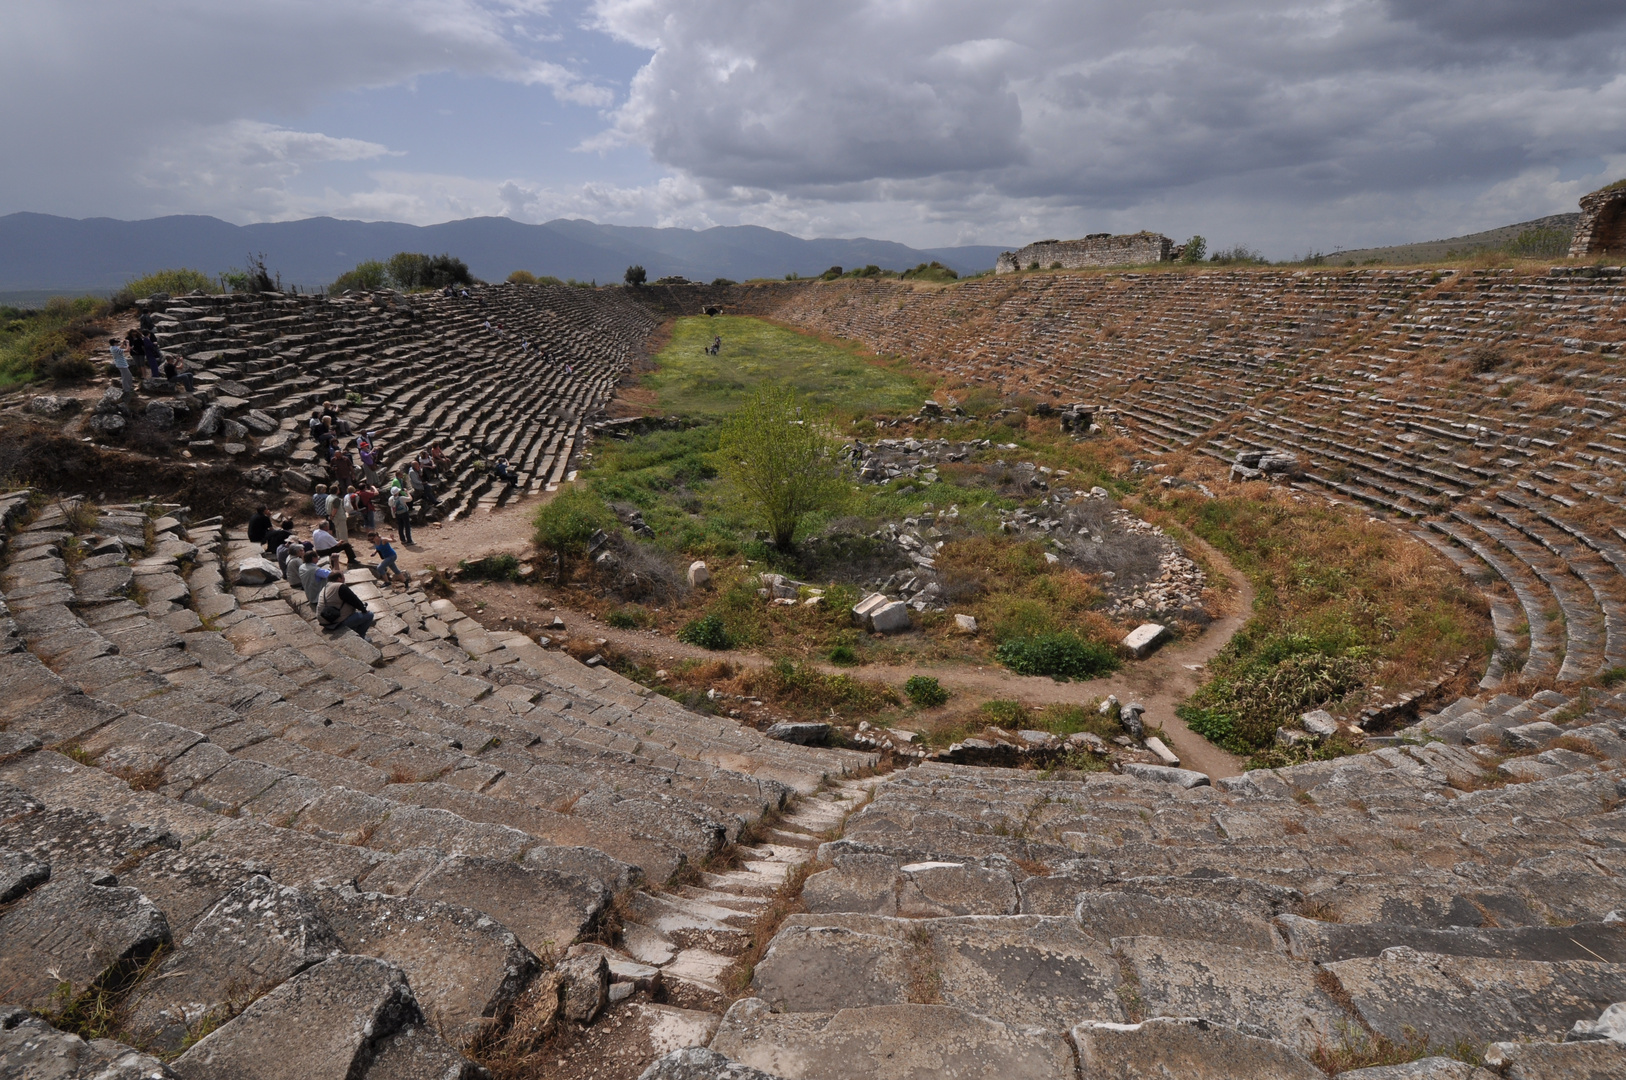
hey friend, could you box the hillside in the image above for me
[0,212,1007,300]
[1324,212,1579,265]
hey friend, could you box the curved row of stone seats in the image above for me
[0,494,874,1073]
[701,752,1626,1080]
[142,283,659,518]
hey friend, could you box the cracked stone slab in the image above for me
[0,1007,177,1079]
[171,955,423,1080]
[710,999,1075,1080]
[1071,1016,1324,1080]
[315,883,540,1042]
[410,854,607,958]
[124,875,341,1053]
[0,869,172,1009]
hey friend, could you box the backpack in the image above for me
[316,583,346,627]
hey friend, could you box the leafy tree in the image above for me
[715,385,849,550]
[386,252,473,290]
[507,270,538,285]
[624,264,647,286]
[331,260,389,293]
[1181,235,1207,263]
[221,252,279,293]
[820,265,844,280]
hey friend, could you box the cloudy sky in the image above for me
[6,0,1626,256]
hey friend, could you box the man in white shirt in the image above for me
[311,520,357,565]
[108,338,132,396]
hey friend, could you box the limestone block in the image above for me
[851,592,890,629]
[1339,1058,1494,1080]
[711,998,1076,1080]
[1301,709,1339,738]
[1145,736,1179,766]
[1568,1000,1626,1042]
[1118,936,1347,1056]
[896,860,1018,918]
[688,561,711,587]
[637,1047,782,1080]
[0,1008,178,1080]
[124,875,341,1052]
[869,601,911,634]
[365,1023,487,1080]
[1071,1016,1323,1080]
[0,850,49,903]
[171,955,423,1080]
[1123,623,1168,658]
[1121,763,1210,788]
[410,855,607,959]
[557,953,610,1022]
[1503,721,1563,750]
[765,722,830,745]
[0,869,173,1010]
[802,855,902,916]
[1484,1038,1626,1080]
[28,395,80,419]
[315,883,540,1042]
[954,613,978,633]
[1074,891,1278,953]
[235,558,282,586]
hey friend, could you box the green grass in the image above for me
[1,296,110,388]
[646,315,927,417]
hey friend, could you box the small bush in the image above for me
[332,260,389,293]
[457,553,523,581]
[508,270,538,285]
[532,487,617,573]
[828,644,859,666]
[979,699,1029,727]
[904,675,949,708]
[995,632,1120,681]
[116,268,217,308]
[678,613,733,650]
[607,607,649,629]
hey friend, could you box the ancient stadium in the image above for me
[4,187,1626,1080]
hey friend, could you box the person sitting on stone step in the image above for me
[311,518,357,565]
[491,456,513,483]
[247,506,271,546]
[163,353,195,394]
[316,571,374,640]
[297,548,330,606]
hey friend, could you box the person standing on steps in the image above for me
[389,484,414,545]
[141,330,163,379]
[247,506,271,547]
[108,338,133,397]
[317,570,374,640]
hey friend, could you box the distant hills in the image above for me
[1322,213,1579,266]
[0,213,1011,302]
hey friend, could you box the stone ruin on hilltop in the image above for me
[996,231,1176,273]
[1570,179,1626,257]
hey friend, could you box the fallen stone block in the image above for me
[557,952,610,1022]
[1121,763,1210,788]
[234,558,283,586]
[688,561,711,588]
[1071,1016,1323,1080]
[765,722,830,746]
[870,601,911,634]
[1300,709,1339,738]
[1144,736,1179,766]
[1568,1000,1626,1042]
[1122,623,1167,659]
[954,613,978,633]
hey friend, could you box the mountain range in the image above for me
[0,213,1011,301]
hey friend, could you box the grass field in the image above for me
[645,315,928,416]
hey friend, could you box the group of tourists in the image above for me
[248,501,414,643]
[106,311,195,397]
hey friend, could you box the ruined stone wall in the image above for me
[994,232,1174,274]
[1568,184,1626,256]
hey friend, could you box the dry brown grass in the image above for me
[720,856,828,999]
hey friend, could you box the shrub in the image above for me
[904,675,949,708]
[114,268,217,309]
[995,632,1120,681]
[220,252,279,293]
[1178,647,1365,752]
[507,270,538,285]
[625,265,647,287]
[457,553,523,581]
[532,487,617,574]
[744,657,898,714]
[979,699,1028,727]
[711,278,737,287]
[1180,235,1207,263]
[828,644,859,666]
[678,613,732,650]
[384,252,473,290]
[607,607,649,629]
[716,385,850,549]
[821,266,844,280]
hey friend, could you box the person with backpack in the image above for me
[389,484,414,544]
[316,571,374,640]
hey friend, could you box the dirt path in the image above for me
[399,498,1253,779]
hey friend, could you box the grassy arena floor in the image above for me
[645,315,928,416]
